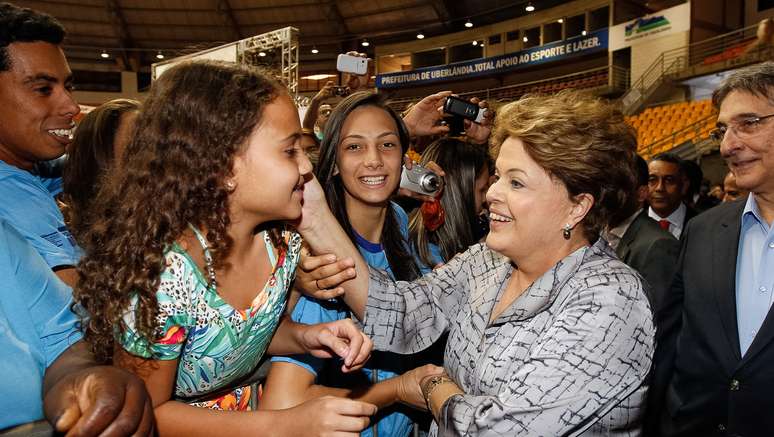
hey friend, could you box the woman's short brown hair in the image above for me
[490,89,638,240]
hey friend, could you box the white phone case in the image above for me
[337,54,369,75]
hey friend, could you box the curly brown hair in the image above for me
[74,60,283,363]
[490,89,639,241]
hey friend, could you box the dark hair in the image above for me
[301,127,320,169]
[490,89,639,241]
[712,61,774,108]
[409,138,489,267]
[0,2,65,71]
[635,155,648,187]
[74,60,284,363]
[63,99,141,242]
[679,159,702,197]
[650,152,684,174]
[317,91,420,281]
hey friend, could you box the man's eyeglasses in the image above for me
[709,113,774,142]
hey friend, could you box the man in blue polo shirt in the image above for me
[0,218,153,434]
[0,2,81,287]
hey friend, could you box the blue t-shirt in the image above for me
[273,203,429,437]
[0,219,83,429]
[0,161,81,268]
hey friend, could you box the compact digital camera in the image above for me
[400,163,442,196]
[332,85,349,96]
[443,95,487,124]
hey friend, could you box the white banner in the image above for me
[609,2,691,51]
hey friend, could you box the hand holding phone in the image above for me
[443,96,488,124]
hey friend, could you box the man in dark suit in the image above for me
[652,61,774,436]
[647,153,698,239]
[605,155,679,315]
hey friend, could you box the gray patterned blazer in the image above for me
[362,238,655,436]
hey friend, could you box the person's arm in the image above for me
[401,91,452,139]
[419,269,654,436]
[261,360,443,411]
[295,177,373,319]
[114,350,375,437]
[53,267,78,287]
[267,315,372,372]
[302,81,334,130]
[462,97,494,145]
[42,341,154,436]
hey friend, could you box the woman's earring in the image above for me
[333,164,340,176]
[563,224,572,240]
[225,179,236,191]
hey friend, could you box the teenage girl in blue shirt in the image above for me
[262,92,439,437]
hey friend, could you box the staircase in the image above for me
[622,21,773,115]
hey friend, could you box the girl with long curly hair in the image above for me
[73,61,375,436]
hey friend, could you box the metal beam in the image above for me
[320,0,349,36]
[344,1,428,20]
[215,0,243,40]
[426,0,451,29]
[104,0,138,71]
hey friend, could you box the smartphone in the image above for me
[443,96,487,124]
[337,53,369,76]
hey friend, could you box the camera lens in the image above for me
[420,174,439,193]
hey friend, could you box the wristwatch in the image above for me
[421,375,451,408]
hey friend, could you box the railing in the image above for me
[639,112,717,158]
[386,65,623,111]
[622,20,768,114]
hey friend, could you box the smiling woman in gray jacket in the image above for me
[297,90,655,437]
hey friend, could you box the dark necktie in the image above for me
[659,219,671,231]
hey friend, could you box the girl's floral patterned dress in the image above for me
[121,226,302,410]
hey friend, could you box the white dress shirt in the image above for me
[649,203,687,239]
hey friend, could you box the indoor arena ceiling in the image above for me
[10,0,585,72]
[11,0,673,73]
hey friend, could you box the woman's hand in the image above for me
[463,97,494,145]
[313,81,335,102]
[277,396,377,437]
[397,156,446,203]
[297,175,331,234]
[395,364,446,410]
[402,91,453,138]
[295,247,356,301]
[298,319,373,372]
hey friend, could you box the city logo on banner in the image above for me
[625,15,670,37]
[609,1,690,51]
[376,29,608,89]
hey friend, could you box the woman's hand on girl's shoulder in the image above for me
[295,248,356,301]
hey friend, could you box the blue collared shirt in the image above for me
[736,195,774,356]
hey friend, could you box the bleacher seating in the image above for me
[487,70,608,102]
[626,99,717,157]
[387,69,609,115]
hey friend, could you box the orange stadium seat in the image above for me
[629,99,718,157]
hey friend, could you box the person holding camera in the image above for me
[302,81,336,141]
[261,91,441,437]
[296,90,655,436]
